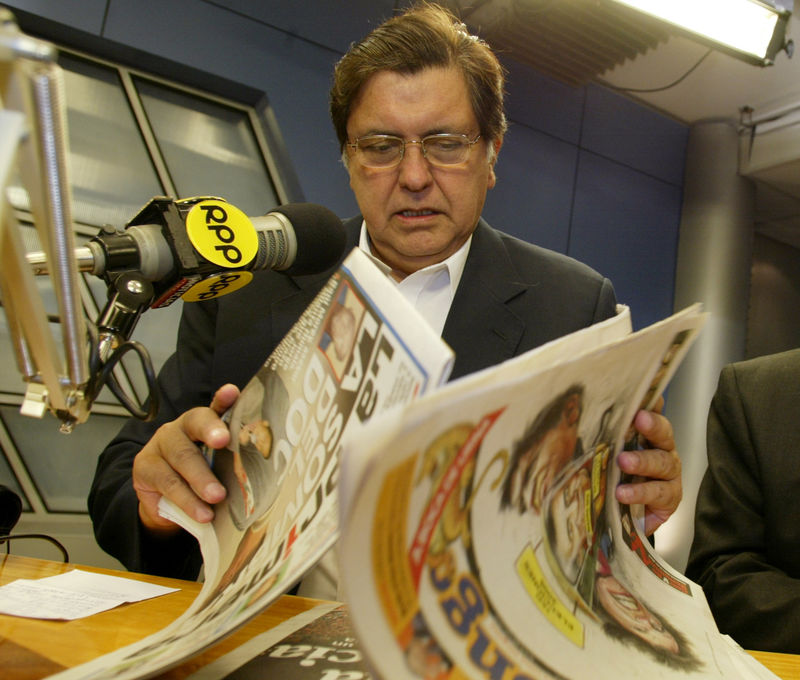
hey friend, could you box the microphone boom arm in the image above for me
[1,10,90,431]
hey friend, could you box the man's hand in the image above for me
[132,384,240,534]
[614,402,682,536]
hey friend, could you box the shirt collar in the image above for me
[357,220,471,298]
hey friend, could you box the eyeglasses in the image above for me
[346,133,482,168]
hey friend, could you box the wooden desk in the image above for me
[754,651,800,680]
[1,554,798,679]
[0,554,324,679]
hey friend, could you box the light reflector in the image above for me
[611,0,791,64]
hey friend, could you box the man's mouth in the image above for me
[399,209,436,217]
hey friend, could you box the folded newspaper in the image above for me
[47,247,777,680]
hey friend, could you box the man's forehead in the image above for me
[347,67,475,130]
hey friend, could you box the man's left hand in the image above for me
[614,404,681,536]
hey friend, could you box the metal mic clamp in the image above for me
[95,272,155,360]
[86,270,159,421]
[120,196,258,308]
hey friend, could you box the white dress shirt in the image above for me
[358,221,471,336]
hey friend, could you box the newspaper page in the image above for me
[51,247,454,680]
[338,303,774,679]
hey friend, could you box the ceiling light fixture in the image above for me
[608,0,793,65]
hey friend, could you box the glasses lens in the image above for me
[424,135,470,165]
[357,136,403,167]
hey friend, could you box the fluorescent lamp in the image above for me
[610,0,792,65]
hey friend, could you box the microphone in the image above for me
[27,197,347,306]
[0,484,69,561]
[0,485,23,537]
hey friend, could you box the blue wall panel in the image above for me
[210,0,398,54]
[582,84,688,186]
[503,56,585,145]
[483,123,577,253]
[569,151,682,330]
[2,0,107,34]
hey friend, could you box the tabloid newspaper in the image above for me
[49,247,454,680]
[337,302,781,680]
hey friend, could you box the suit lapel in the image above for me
[443,220,531,380]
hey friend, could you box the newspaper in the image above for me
[47,259,779,680]
[50,247,454,680]
[205,603,372,679]
[338,303,780,679]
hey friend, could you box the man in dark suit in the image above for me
[686,348,800,653]
[89,4,682,588]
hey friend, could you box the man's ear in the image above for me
[491,137,503,164]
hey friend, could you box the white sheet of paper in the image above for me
[0,569,179,620]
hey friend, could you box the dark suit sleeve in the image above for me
[685,363,800,653]
[87,298,221,579]
[593,277,617,324]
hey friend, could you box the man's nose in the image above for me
[398,142,433,190]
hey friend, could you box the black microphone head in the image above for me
[0,485,23,536]
[270,203,347,275]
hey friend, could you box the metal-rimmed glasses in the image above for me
[346,133,482,168]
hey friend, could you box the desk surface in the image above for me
[0,554,324,679]
[1,554,798,679]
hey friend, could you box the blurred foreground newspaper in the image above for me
[50,247,454,680]
[338,302,778,680]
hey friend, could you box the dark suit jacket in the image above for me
[685,348,800,653]
[88,216,617,578]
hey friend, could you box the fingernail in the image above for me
[209,427,228,443]
[196,506,214,522]
[205,481,226,501]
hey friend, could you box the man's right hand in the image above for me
[132,383,240,534]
